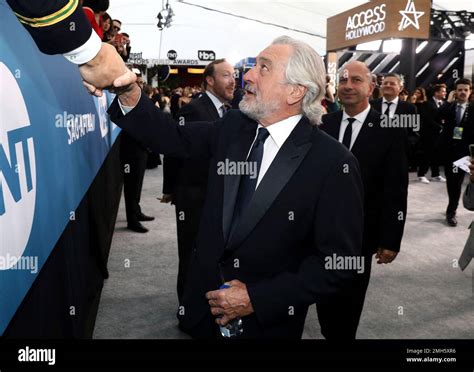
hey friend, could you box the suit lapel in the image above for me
[222,119,258,243]
[350,108,379,158]
[372,98,382,114]
[395,100,403,115]
[201,93,220,121]
[223,117,314,256]
[323,111,343,140]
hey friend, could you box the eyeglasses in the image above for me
[113,26,121,31]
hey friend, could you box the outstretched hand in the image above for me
[79,43,137,97]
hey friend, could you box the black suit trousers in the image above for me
[316,252,373,339]
[174,185,206,300]
[417,135,440,177]
[120,132,149,224]
[444,162,466,216]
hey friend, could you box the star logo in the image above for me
[398,0,425,31]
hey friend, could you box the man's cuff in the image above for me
[63,31,102,64]
[118,89,142,115]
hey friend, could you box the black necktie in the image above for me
[229,127,270,236]
[456,104,464,125]
[384,101,392,117]
[342,118,356,149]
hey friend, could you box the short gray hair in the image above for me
[271,36,326,125]
[385,73,405,86]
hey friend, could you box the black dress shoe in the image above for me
[127,222,149,233]
[138,213,155,222]
[446,215,457,227]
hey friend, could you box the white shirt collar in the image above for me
[258,114,302,148]
[457,101,468,108]
[342,104,371,125]
[205,90,225,113]
[383,96,399,106]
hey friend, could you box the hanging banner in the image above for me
[0,1,120,335]
[327,0,431,51]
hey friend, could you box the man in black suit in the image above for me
[437,79,474,226]
[417,84,447,183]
[119,71,155,233]
[106,36,364,339]
[170,87,183,119]
[162,59,236,301]
[371,73,418,169]
[319,61,408,339]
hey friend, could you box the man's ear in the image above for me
[206,75,214,89]
[287,84,307,105]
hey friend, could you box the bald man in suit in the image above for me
[319,61,408,339]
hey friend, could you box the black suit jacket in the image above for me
[108,94,364,338]
[320,108,408,254]
[437,102,474,162]
[371,98,418,117]
[419,99,442,140]
[163,93,220,195]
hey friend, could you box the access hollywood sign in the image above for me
[345,3,387,41]
[327,0,431,51]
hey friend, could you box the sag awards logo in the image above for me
[398,0,425,31]
[0,62,36,270]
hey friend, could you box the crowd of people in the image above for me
[81,0,131,62]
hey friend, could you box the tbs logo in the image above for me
[198,50,216,61]
[0,63,36,269]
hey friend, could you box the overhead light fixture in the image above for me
[388,61,400,73]
[187,68,205,74]
[416,62,430,77]
[437,41,452,54]
[416,41,428,54]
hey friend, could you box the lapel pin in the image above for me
[368,122,373,127]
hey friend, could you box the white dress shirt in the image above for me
[433,97,443,108]
[382,96,399,118]
[250,115,302,188]
[205,91,226,118]
[63,30,102,64]
[338,105,371,150]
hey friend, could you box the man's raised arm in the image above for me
[107,82,219,160]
